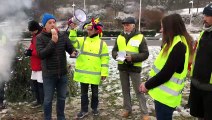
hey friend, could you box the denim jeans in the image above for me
[80,83,98,112]
[155,100,175,120]
[43,75,68,120]
[0,82,5,104]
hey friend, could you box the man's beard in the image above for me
[203,23,212,32]
[204,21,211,28]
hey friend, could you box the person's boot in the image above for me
[75,111,88,119]
[31,102,41,108]
[121,110,131,118]
[92,109,99,116]
[0,103,6,110]
[141,114,150,120]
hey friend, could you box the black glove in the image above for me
[24,49,32,56]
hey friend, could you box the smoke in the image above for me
[0,0,32,83]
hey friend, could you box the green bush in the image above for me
[6,43,32,102]
[6,43,78,102]
[66,65,79,97]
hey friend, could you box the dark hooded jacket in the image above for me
[36,31,75,77]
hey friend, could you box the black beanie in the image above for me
[203,3,212,16]
[28,20,41,32]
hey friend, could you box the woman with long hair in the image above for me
[139,13,193,120]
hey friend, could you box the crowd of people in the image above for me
[0,3,212,120]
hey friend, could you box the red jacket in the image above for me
[29,33,41,71]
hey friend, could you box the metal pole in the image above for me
[189,0,193,26]
[197,0,199,13]
[138,0,142,31]
[72,2,75,14]
[84,0,86,11]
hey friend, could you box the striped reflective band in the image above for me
[81,51,100,57]
[152,65,184,85]
[75,69,101,75]
[101,64,109,67]
[80,38,106,57]
[158,85,181,96]
[101,53,109,56]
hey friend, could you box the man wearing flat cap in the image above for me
[189,3,212,120]
[112,17,150,120]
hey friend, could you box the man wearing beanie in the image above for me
[36,13,76,120]
[25,20,44,109]
[189,3,212,120]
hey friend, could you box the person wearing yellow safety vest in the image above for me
[69,18,109,119]
[189,3,212,120]
[112,17,150,120]
[68,19,78,49]
[139,14,193,120]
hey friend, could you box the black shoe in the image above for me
[92,109,99,116]
[0,103,6,110]
[184,103,190,109]
[76,111,88,119]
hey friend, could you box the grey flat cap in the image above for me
[122,17,136,24]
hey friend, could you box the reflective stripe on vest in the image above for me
[75,36,108,76]
[158,85,182,96]
[75,69,101,75]
[80,38,103,57]
[152,65,185,85]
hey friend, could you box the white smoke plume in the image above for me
[0,0,32,84]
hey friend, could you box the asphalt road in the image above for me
[105,39,161,46]
[21,37,162,46]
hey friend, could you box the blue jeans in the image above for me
[80,83,99,112]
[155,100,175,120]
[43,75,68,120]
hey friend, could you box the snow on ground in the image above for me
[65,46,194,120]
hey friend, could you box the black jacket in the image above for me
[112,29,149,73]
[36,31,75,77]
[191,31,212,88]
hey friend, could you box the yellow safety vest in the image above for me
[72,35,109,85]
[148,35,189,108]
[69,29,80,49]
[117,34,143,67]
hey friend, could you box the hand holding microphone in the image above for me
[51,28,58,43]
